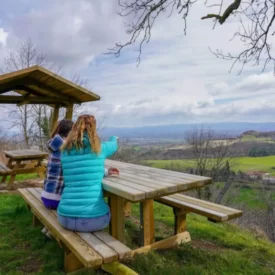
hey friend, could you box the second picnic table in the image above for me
[104,159,213,248]
[1,149,48,188]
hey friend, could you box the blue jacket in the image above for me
[57,135,118,218]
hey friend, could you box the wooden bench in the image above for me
[0,163,12,175]
[0,163,12,185]
[156,194,242,234]
[18,187,132,274]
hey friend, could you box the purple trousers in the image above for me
[41,197,60,210]
[58,211,111,232]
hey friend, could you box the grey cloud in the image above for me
[6,0,125,69]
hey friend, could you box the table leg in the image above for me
[124,201,132,217]
[140,199,155,246]
[36,159,45,179]
[108,195,125,243]
[2,159,13,184]
[7,160,21,189]
[174,209,187,235]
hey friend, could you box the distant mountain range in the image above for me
[101,122,275,139]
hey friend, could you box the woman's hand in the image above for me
[108,167,120,176]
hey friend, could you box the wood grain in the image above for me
[157,194,242,222]
[0,65,100,105]
[18,188,103,267]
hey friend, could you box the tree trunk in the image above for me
[215,181,232,204]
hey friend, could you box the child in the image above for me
[57,114,118,232]
[41,119,74,210]
[41,119,73,237]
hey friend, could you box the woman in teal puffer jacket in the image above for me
[57,114,118,232]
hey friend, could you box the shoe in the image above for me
[41,227,48,235]
[46,231,53,239]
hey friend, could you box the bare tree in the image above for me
[2,39,49,148]
[185,126,236,199]
[112,0,275,73]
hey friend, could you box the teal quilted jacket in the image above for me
[57,135,118,218]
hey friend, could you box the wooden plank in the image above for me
[109,195,125,243]
[118,172,169,196]
[118,172,178,193]
[64,249,84,273]
[0,65,100,103]
[93,231,131,260]
[131,231,191,256]
[106,160,212,191]
[8,160,21,188]
[157,196,228,222]
[105,177,157,199]
[107,160,212,190]
[174,209,186,235]
[103,178,145,202]
[124,201,132,217]
[52,105,60,131]
[78,233,118,264]
[18,188,103,267]
[4,150,48,160]
[171,194,243,216]
[107,159,211,181]
[0,163,12,172]
[141,199,154,246]
[32,188,132,261]
[65,104,73,120]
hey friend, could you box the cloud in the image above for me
[5,0,125,70]
[0,1,275,129]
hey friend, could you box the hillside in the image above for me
[1,193,275,274]
[101,122,275,140]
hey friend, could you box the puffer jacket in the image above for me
[57,135,118,218]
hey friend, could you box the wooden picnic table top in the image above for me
[4,149,48,160]
[104,160,212,202]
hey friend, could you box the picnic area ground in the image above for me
[1,178,275,274]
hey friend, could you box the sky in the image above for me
[0,0,275,128]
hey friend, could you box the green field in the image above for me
[1,194,275,274]
[146,156,275,175]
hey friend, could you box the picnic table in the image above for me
[104,160,213,248]
[18,159,242,273]
[0,149,48,188]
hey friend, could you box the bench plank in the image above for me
[171,194,242,216]
[93,231,131,259]
[18,188,103,267]
[156,194,242,222]
[0,163,12,175]
[78,233,118,263]
[32,188,131,261]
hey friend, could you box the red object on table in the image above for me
[108,167,120,175]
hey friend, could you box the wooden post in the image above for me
[174,208,187,235]
[124,201,132,217]
[140,199,155,246]
[2,158,13,184]
[65,104,73,120]
[7,160,21,189]
[64,248,84,273]
[52,105,60,131]
[109,195,125,243]
[32,215,41,227]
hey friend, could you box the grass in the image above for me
[1,193,275,274]
[146,155,275,175]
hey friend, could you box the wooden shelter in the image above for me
[0,65,100,129]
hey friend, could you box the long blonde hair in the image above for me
[62,115,101,154]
